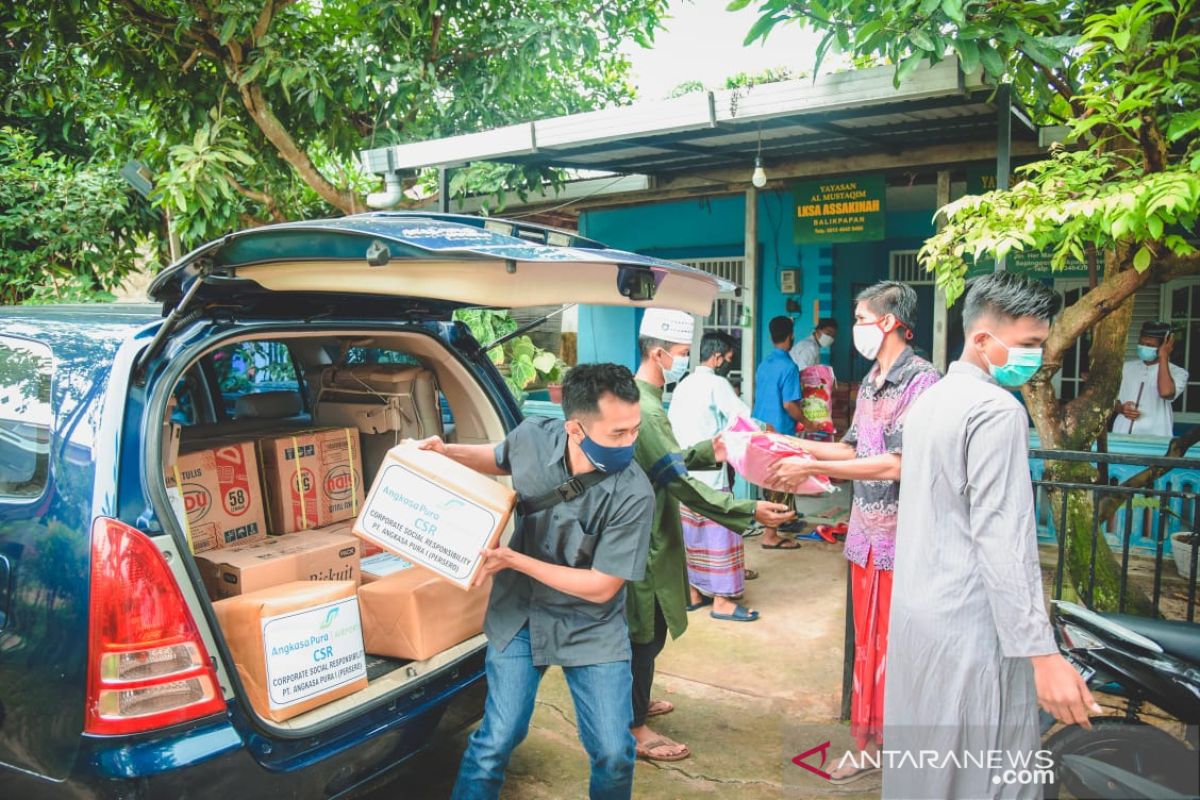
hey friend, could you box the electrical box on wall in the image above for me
[779,269,799,294]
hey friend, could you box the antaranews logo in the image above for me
[791,741,833,780]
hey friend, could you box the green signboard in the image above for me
[793,174,886,244]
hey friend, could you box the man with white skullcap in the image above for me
[627,308,795,762]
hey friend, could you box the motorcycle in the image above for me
[1043,600,1200,798]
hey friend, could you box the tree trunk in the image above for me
[1023,248,1156,614]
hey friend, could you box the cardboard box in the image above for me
[357,565,490,661]
[360,552,414,584]
[259,428,366,533]
[196,529,362,599]
[213,581,367,722]
[167,441,269,553]
[352,443,516,589]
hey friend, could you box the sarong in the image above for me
[681,504,745,598]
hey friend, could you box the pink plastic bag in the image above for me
[722,417,834,496]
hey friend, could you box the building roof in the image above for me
[360,57,1037,179]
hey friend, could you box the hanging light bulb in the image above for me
[751,156,767,188]
[750,125,767,187]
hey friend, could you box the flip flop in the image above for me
[686,595,714,611]
[646,699,674,717]
[815,524,839,544]
[636,737,691,762]
[826,765,880,785]
[711,604,759,622]
[744,568,759,580]
[761,539,801,550]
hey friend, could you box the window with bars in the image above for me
[889,250,933,285]
[1162,279,1200,421]
[677,256,748,386]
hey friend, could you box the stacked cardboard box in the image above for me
[259,428,366,534]
[168,440,269,553]
[196,529,362,600]
[358,564,490,661]
[214,581,368,722]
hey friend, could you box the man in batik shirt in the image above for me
[771,281,939,784]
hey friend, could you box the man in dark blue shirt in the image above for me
[421,363,654,800]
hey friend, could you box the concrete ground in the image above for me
[374,487,874,799]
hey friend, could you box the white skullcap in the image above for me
[639,308,694,345]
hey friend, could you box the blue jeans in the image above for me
[450,626,635,800]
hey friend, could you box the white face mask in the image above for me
[853,320,886,360]
[816,332,834,348]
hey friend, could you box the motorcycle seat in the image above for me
[1106,613,1200,665]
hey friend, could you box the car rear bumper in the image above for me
[6,670,485,800]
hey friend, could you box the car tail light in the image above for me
[85,518,226,735]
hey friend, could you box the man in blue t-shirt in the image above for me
[753,315,805,435]
[751,315,806,549]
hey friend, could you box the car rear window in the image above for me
[211,341,303,420]
[0,337,53,500]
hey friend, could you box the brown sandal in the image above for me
[646,699,674,717]
[636,737,691,762]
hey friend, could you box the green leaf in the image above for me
[918,0,941,15]
[896,53,925,84]
[1133,246,1152,271]
[909,30,936,51]
[979,42,1005,76]
[219,15,238,46]
[942,0,965,23]
[726,0,753,9]
[955,38,980,73]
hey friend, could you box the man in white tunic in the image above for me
[669,332,759,621]
[1112,320,1188,437]
[884,272,1099,799]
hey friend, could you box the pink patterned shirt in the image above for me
[842,348,940,570]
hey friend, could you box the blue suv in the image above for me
[0,213,723,798]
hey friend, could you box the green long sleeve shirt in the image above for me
[627,380,757,644]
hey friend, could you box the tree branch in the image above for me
[237,81,360,214]
[1155,250,1200,283]
[224,174,286,221]
[1041,252,1148,370]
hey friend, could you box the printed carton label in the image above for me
[214,444,254,517]
[360,552,414,578]
[260,597,366,709]
[359,463,498,585]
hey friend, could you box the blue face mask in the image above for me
[1137,345,1159,362]
[577,427,635,473]
[661,351,689,384]
[984,332,1043,388]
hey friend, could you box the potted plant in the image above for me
[452,309,563,406]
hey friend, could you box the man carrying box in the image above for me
[418,363,654,800]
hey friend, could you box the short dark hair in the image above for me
[561,363,640,419]
[856,281,918,329]
[638,336,673,359]
[962,271,1061,332]
[699,331,735,363]
[1141,320,1171,340]
[769,316,794,344]
[816,318,839,332]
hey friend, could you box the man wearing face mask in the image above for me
[628,309,795,762]
[420,363,654,800]
[1112,320,1188,437]
[768,281,939,783]
[668,332,760,622]
[883,272,1098,799]
[790,317,839,370]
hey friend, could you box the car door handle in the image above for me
[0,554,10,631]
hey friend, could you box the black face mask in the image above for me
[715,359,733,377]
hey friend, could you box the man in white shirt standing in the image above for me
[790,318,838,370]
[1113,321,1189,437]
[668,332,760,622]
